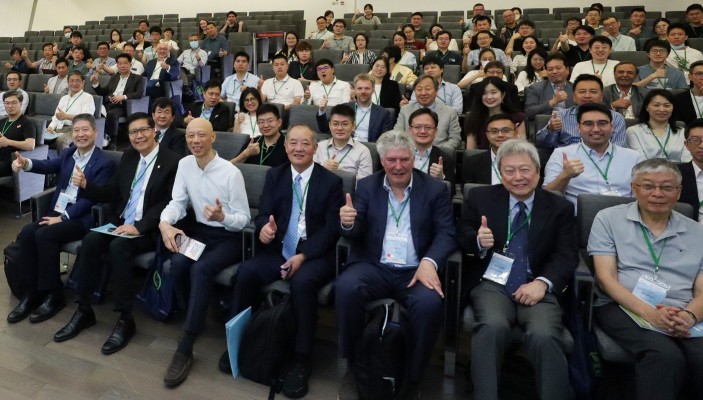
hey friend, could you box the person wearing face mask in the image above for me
[666,23,703,83]
[177,34,207,90]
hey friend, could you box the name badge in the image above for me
[385,234,408,265]
[483,253,514,285]
[600,187,621,196]
[632,274,669,307]
[64,184,78,202]
[54,191,72,213]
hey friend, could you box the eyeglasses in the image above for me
[633,183,680,194]
[128,126,153,136]
[331,121,352,128]
[692,72,703,78]
[409,125,436,132]
[243,97,258,103]
[487,128,514,135]
[687,137,703,146]
[3,101,19,106]
[580,120,611,128]
[316,66,331,72]
[257,118,277,126]
[649,49,668,54]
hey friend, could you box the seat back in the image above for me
[333,169,356,200]
[288,104,323,130]
[313,49,344,63]
[360,141,382,172]
[212,131,251,161]
[32,93,63,116]
[237,163,271,216]
[26,74,52,93]
[334,63,370,82]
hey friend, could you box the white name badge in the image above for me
[64,184,78,202]
[385,234,408,265]
[632,274,669,307]
[600,187,621,196]
[54,191,72,213]
[483,253,514,285]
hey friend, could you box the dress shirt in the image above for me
[570,59,619,87]
[130,59,145,75]
[608,85,635,118]
[289,163,314,240]
[222,72,261,109]
[261,75,305,106]
[313,138,373,181]
[160,153,251,231]
[131,145,159,222]
[48,90,96,130]
[354,103,371,141]
[535,106,627,148]
[694,162,703,223]
[47,75,69,95]
[380,175,420,268]
[410,80,463,114]
[413,147,432,173]
[626,124,692,162]
[307,78,351,106]
[0,89,29,118]
[149,59,170,80]
[36,58,55,70]
[309,30,334,40]
[514,71,541,93]
[201,34,230,61]
[468,47,509,66]
[608,34,636,51]
[398,51,417,69]
[636,64,688,90]
[490,150,500,185]
[177,49,207,74]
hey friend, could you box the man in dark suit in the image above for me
[53,112,179,354]
[407,108,455,187]
[336,130,455,398]
[463,114,518,185]
[7,114,116,324]
[679,119,703,222]
[524,53,574,119]
[458,139,578,400]
[179,80,231,132]
[316,73,393,142]
[152,97,188,157]
[674,61,703,123]
[220,124,344,398]
[91,53,145,146]
[142,42,179,108]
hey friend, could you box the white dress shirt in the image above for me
[307,78,351,106]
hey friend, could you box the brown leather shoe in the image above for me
[163,351,193,388]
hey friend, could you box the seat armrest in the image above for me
[31,187,57,222]
[242,222,256,259]
[336,237,352,276]
[443,250,463,377]
[91,203,115,227]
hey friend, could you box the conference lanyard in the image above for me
[580,143,615,184]
[649,126,671,160]
[388,196,409,229]
[293,179,311,212]
[65,91,85,113]
[299,63,309,77]
[504,205,532,251]
[639,224,667,276]
[1,119,16,135]
[131,152,158,191]
[248,114,257,136]
[491,161,502,183]
[692,90,703,118]
[322,80,337,98]
[273,78,288,95]
[355,104,370,127]
[259,139,276,165]
[326,143,353,164]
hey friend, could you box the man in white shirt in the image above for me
[304,59,351,107]
[261,54,304,110]
[89,42,117,76]
[221,51,263,111]
[45,58,69,95]
[122,43,144,76]
[308,16,334,40]
[570,36,620,87]
[141,27,162,64]
[177,33,207,89]
[667,23,703,84]
[411,57,463,114]
[47,71,96,153]
[0,72,29,118]
[602,16,636,52]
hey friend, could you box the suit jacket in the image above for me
[94,73,145,101]
[463,150,492,185]
[379,77,402,116]
[394,102,462,149]
[82,147,179,235]
[459,185,578,295]
[316,102,393,142]
[158,125,188,157]
[678,161,701,222]
[603,85,649,117]
[30,146,116,230]
[255,162,344,261]
[673,90,696,123]
[341,170,456,272]
[143,57,180,83]
[524,80,575,119]
[184,102,232,132]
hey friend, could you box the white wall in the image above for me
[0,0,684,38]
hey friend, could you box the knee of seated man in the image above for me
[645,344,686,369]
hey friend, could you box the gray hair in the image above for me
[286,124,318,144]
[495,139,540,170]
[631,158,682,185]
[376,130,416,159]
[413,75,439,91]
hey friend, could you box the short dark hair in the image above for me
[316,58,334,69]
[6,71,21,81]
[645,39,670,53]
[2,90,22,102]
[382,46,401,63]
[685,118,703,138]
[690,60,703,72]
[473,15,492,25]
[603,15,619,23]
[203,79,222,92]
[574,73,604,91]
[485,113,515,127]
[227,11,237,17]
[164,28,174,35]
[126,112,155,129]
[233,50,250,63]
[97,41,110,49]
[329,104,355,121]
[295,41,312,52]
[123,42,135,51]
[574,25,596,36]
[519,20,536,29]
[577,102,611,123]
[138,20,149,27]
[68,71,85,81]
[271,53,288,63]
[206,22,217,29]
[639,89,677,132]
[55,57,69,68]
[257,103,281,119]
[422,56,445,69]
[239,87,262,113]
[9,47,20,56]
[364,4,373,10]
[72,45,85,54]
[73,113,97,131]
[667,22,688,34]
[324,10,334,17]
[333,19,347,28]
[70,31,83,39]
[435,30,452,40]
[546,53,568,67]
[589,35,612,48]
[411,12,424,19]
[614,61,638,72]
[42,43,53,51]
[115,53,132,63]
[484,60,505,73]
[630,7,646,15]
[408,107,438,127]
[316,16,327,23]
[152,97,174,113]
[687,3,703,13]
[586,7,602,15]
[149,26,162,35]
[354,32,369,46]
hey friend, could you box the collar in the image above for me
[69,90,84,98]
[290,162,314,180]
[414,147,431,158]
[73,145,96,163]
[508,191,535,214]
[693,160,703,177]
[327,137,355,149]
[140,144,160,163]
[383,173,414,197]
[582,141,614,157]
[322,78,338,87]
[274,75,290,83]
[626,202,688,237]
[356,102,371,111]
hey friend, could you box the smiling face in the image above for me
[316,17,327,31]
[329,114,354,142]
[579,110,612,150]
[134,31,144,43]
[393,34,406,48]
[257,111,282,137]
[381,147,414,189]
[127,117,157,155]
[354,78,374,104]
[97,44,109,58]
[152,105,174,128]
[285,125,317,170]
[574,79,603,105]
[156,43,170,59]
[546,59,569,84]
[185,118,215,158]
[486,118,517,150]
[475,20,490,32]
[71,119,97,152]
[614,63,637,87]
[499,153,539,201]
[590,41,611,62]
[575,29,593,45]
[286,33,297,48]
[408,113,437,148]
[242,92,259,113]
[481,83,505,110]
[655,21,670,37]
[647,45,669,64]
[199,19,208,30]
[371,59,387,78]
[646,94,673,124]
[413,77,437,107]
[632,171,681,215]
[67,74,83,94]
[522,37,537,53]
[530,52,545,70]
[476,32,492,49]
[402,27,415,42]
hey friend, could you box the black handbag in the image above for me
[136,238,174,321]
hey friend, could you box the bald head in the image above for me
[185,118,216,158]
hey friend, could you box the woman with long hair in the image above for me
[345,33,377,65]
[653,18,670,41]
[465,77,526,149]
[369,56,401,114]
[514,47,548,93]
[392,32,417,69]
[197,19,208,40]
[233,87,263,137]
[275,32,299,63]
[509,35,542,73]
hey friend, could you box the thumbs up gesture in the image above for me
[245,137,260,157]
[72,163,86,188]
[319,94,328,111]
[43,83,49,94]
[11,151,26,173]
[183,111,194,125]
[561,152,584,178]
[551,85,568,105]
[304,88,311,100]
[429,156,444,179]
[478,215,494,248]
[260,215,277,244]
[558,31,569,44]
[340,193,356,228]
[257,74,265,88]
[204,198,225,222]
[548,110,563,131]
[323,152,339,170]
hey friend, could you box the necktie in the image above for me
[157,130,164,143]
[123,158,148,225]
[505,201,529,296]
[282,175,303,260]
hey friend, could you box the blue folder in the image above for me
[225,306,252,378]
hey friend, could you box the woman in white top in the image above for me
[392,32,417,70]
[345,33,377,65]
[426,23,459,51]
[514,47,548,93]
[627,89,691,162]
[275,32,299,63]
[458,48,498,89]
[233,87,262,137]
[161,28,180,51]
[109,29,126,51]
[509,35,541,73]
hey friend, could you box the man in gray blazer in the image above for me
[394,75,462,149]
[603,62,650,119]
[525,54,574,119]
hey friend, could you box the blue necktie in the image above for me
[123,158,147,225]
[505,201,529,296]
[282,175,302,260]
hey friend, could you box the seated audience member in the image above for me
[503,20,537,58]
[47,72,96,154]
[407,108,455,184]
[152,98,188,157]
[588,158,703,400]
[161,28,179,51]
[458,50,506,88]
[220,11,244,38]
[276,32,300,63]
[401,24,426,51]
[537,74,627,148]
[68,46,90,77]
[141,27,163,64]
[132,30,150,55]
[131,20,152,43]
[602,16,637,51]
[0,72,29,118]
[223,123,343,397]
[465,30,509,69]
[679,118,703,222]
[409,12,431,40]
[636,40,688,90]
[89,42,117,76]
[45,58,69,95]
[667,23,703,82]
[325,10,335,31]
[391,32,418,70]
[233,87,262,137]
[525,54,574,119]
[159,118,250,387]
[344,33,376,65]
[543,103,644,207]
[304,59,351,107]
[24,43,56,72]
[463,114,517,184]
[53,112,179,353]
[122,43,145,75]
[554,25,594,67]
[411,57,463,114]
[498,9,519,45]
[321,19,355,52]
[109,29,126,51]
[201,22,230,68]
[570,36,619,87]
[221,51,262,111]
[394,75,462,149]
[352,4,381,26]
[426,31,461,66]
[91,53,145,147]
[627,89,691,162]
[560,17,582,47]
[509,35,542,74]
[460,3,497,33]
[382,46,417,87]
[465,77,525,149]
[317,74,392,142]
[336,130,455,399]
[426,24,459,52]
[673,60,703,122]
[514,48,548,93]
[180,80,230,132]
[369,57,402,116]
[289,41,318,82]
[143,42,179,107]
[459,139,578,400]
[261,54,305,110]
[0,91,36,176]
[465,61,519,110]
[584,7,604,34]
[177,34,207,88]
[308,16,334,40]
[6,114,116,324]
[603,62,650,119]
[623,7,654,50]
[467,16,506,51]
[313,104,373,180]
[685,3,703,38]
[64,31,93,61]
[231,104,288,166]
[57,26,74,53]
[196,19,208,41]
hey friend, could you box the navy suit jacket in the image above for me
[678,161,701,222]
[30,146,116,229]
[255,162,345,261]
[316,102,393,142]
[143,57,180,82]
[341,170,456,272]
[158,125,189,157]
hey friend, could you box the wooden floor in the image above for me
[0,201,471,400]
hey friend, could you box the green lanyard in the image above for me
[1,119,15,135]
[649,126,671,160]
[505,205,532,248]
[639,224,667,276]
[591,60,607,74]
[580,143,615,184]
[326,142,353,164]
[373,91,380,105]
[655,65,667,89]
[292,178,311,211]
[436,84,447,104]
[232,74,245,95]
[387,195,409,228]
[248,114,257,136]
[273,78,288,95]
[259,138,276,165]
[299,63,309,77]
[354,104,370,127]
[417,155,430,172]
[131,152,158,190]
[65,91,85,113]
[322,80,337,97]
[491,161,502,183]
[692,90,703,118]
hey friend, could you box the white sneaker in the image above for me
[102,134,111,149]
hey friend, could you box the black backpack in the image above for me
[239,288,296,398]
[355,300,410,400]
[3,239,22,299]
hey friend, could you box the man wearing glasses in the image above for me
[463,113,518,185]
[543,102,644,208]
[674,61,703,122]
[304,59,351,107]
[0,91,36,176]
[48,71,96,154]
[406,108,455,186]
[52,112,179,354]
[0,72,29,119]
[230,104,288,167]
[635,40,689,90]
[678,118,703,223]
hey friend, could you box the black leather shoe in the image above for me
[282,360,311,398]
[54,307,96,342]
[29,293,66,323]
[7,293,40,323]
[101,317,136,355]
[164,351,193,388]
[218,350,231,373]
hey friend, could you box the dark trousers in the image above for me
[74,230,156,312]
[231,251,335,356]
[18,212,86,293]
[168,223,242,335]
[335,261,443,382]
[595,302,703,400]
[104,103,126,140]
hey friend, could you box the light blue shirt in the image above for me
[221,72,261,111]
[413,148,431,173]
[410,81,463,114]
[468,47,509,66]
[535,106,628,148]
[636,64,689,90]
[381,175,419,268]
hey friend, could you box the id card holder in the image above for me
[600,186,621,196]
[385,234,408,265]
[54,191,71,213]
[64,184,78,202]
[632,274,669,307]
[483,253,514,285]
